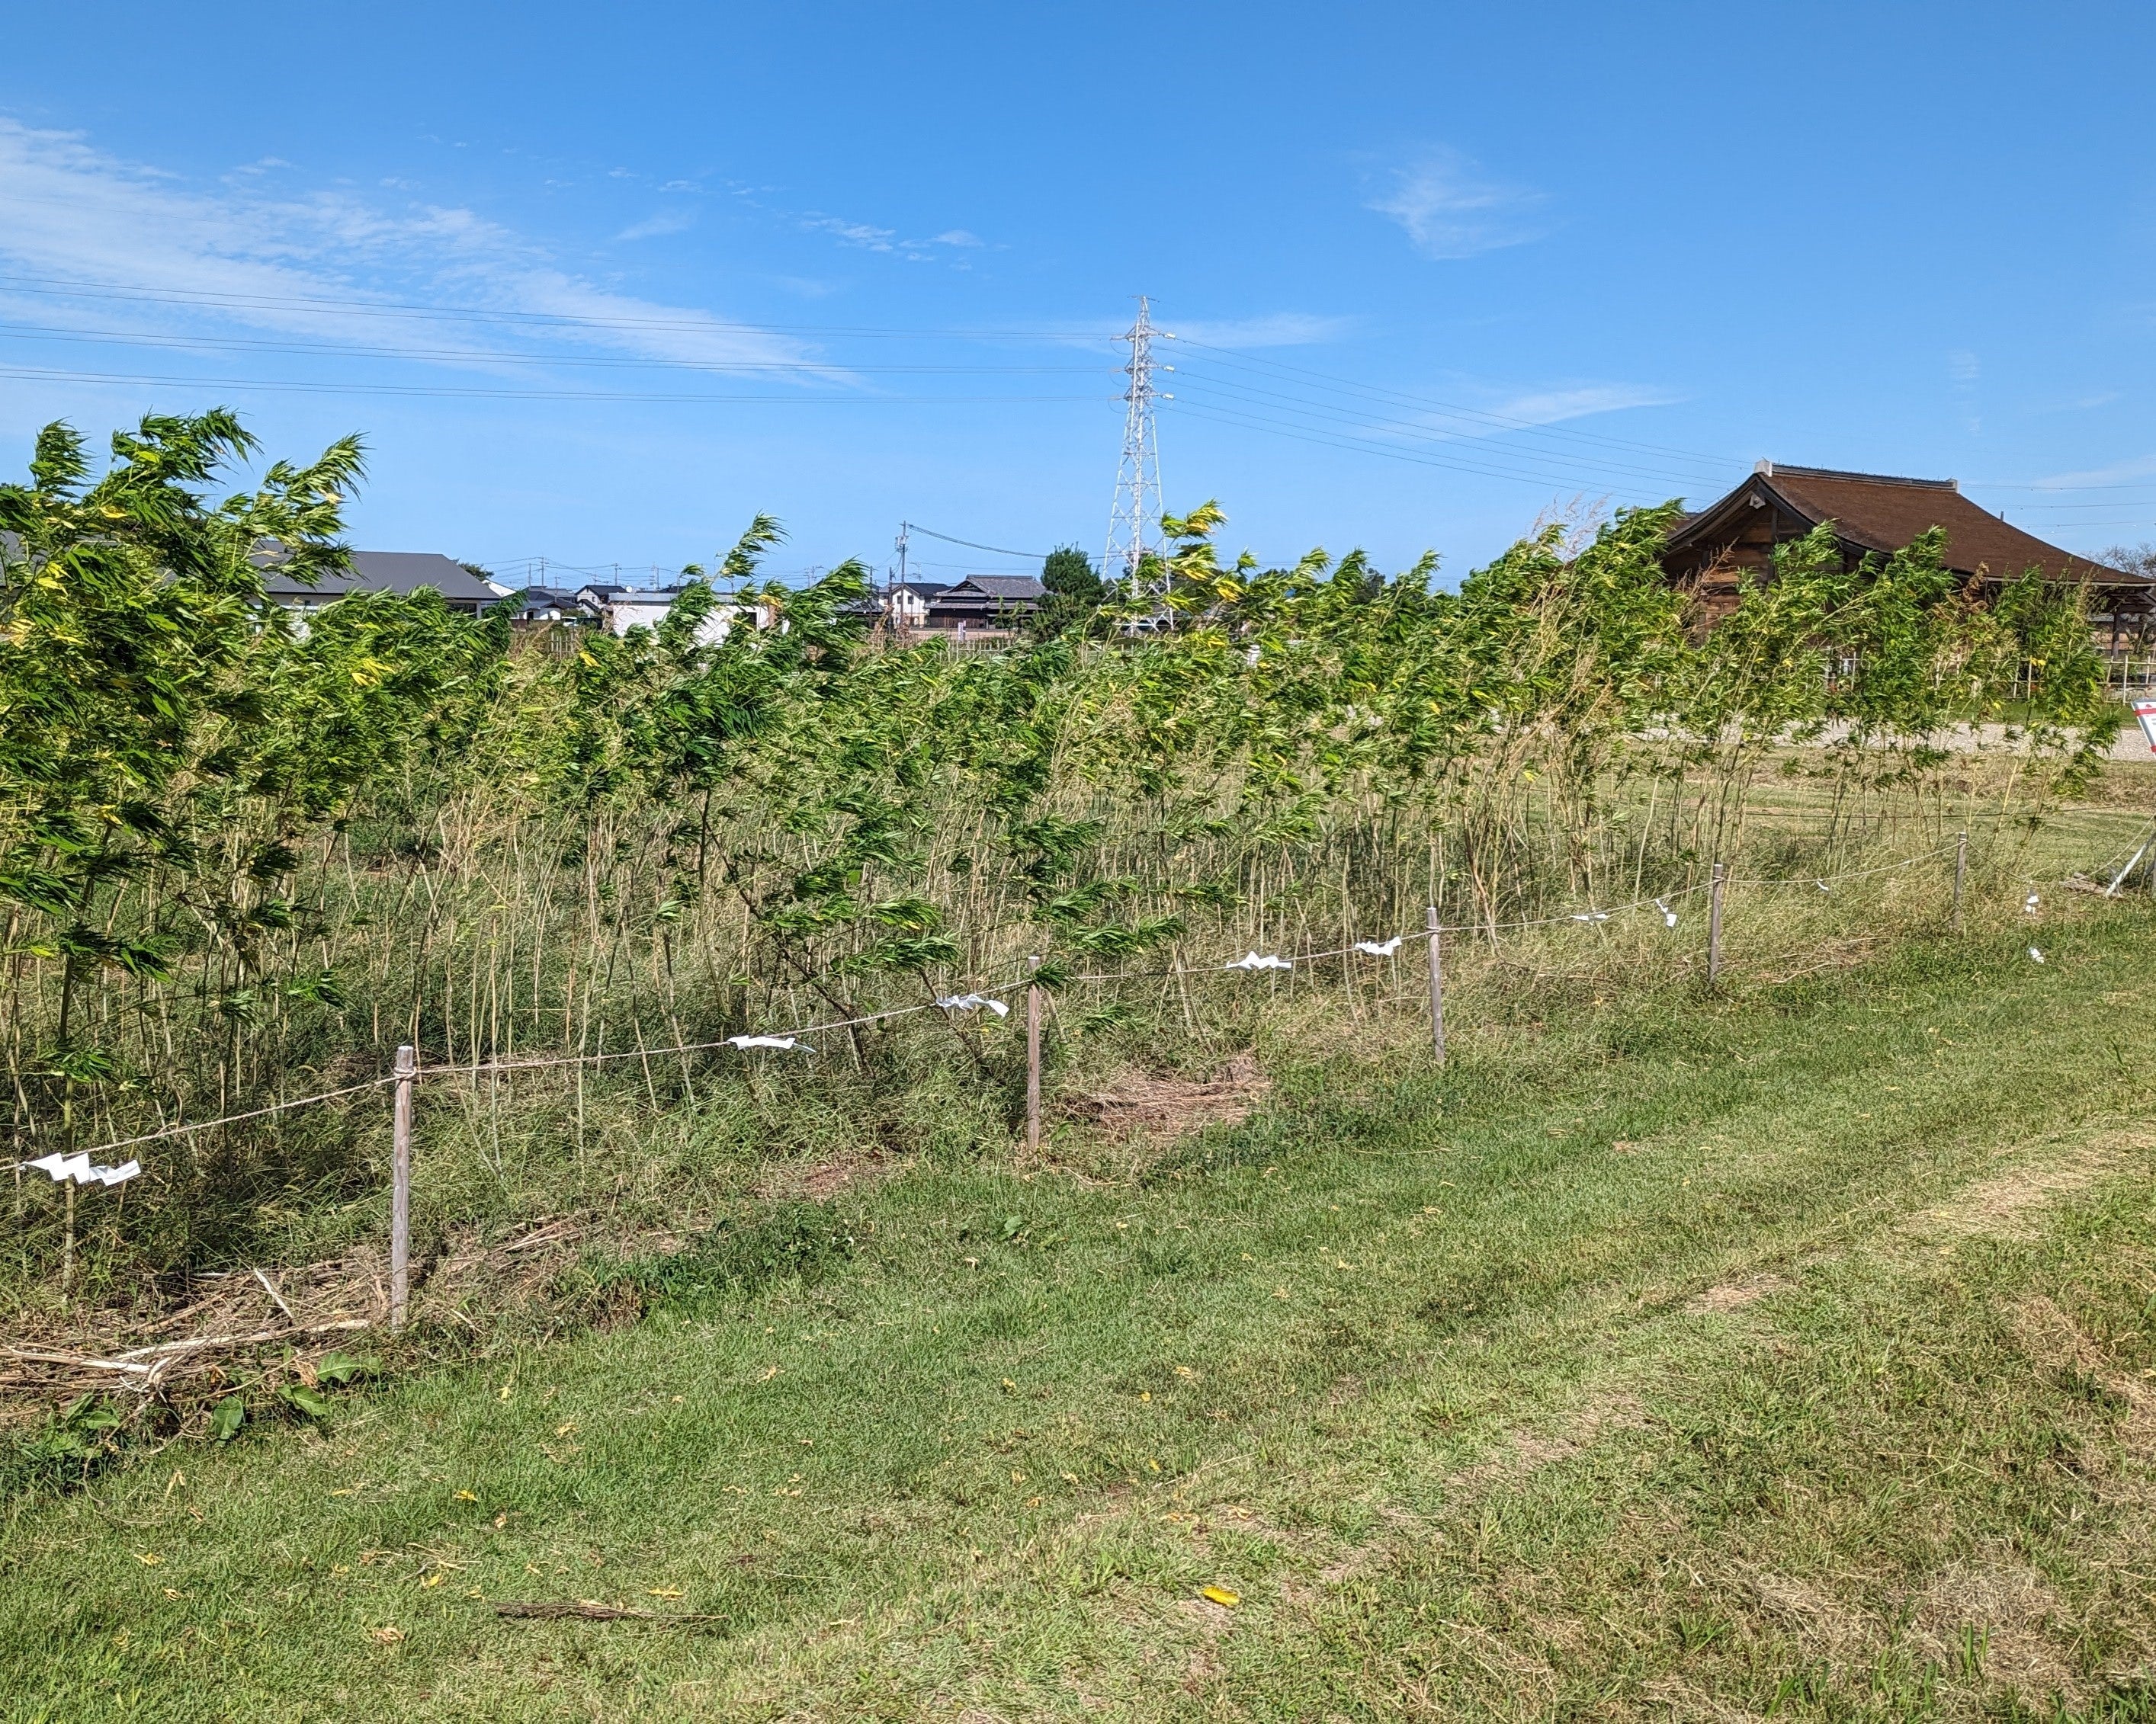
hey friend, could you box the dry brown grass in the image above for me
[1911,1130,2145,1239]
[0,1211,672,1425]
[1911,1554,2078,1702]
[1064,1049,1272,1140]
[1454,1387,1649,1492]
[1688,1273,1791,1314]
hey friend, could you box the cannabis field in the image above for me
[1,415,2152,1718]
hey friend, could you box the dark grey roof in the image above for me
[888,580,953,598]
[261,550,497,607]
[947,575,1044,600]
[507,585,595,617]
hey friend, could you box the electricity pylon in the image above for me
[1103,296,1168,606]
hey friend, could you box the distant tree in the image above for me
[1043,545,1103,602]
[2100,543,2156,579]
[1034,544,1105,637]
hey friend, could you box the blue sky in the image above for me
[2,0,2153,588]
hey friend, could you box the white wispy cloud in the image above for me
[2023,454,2156,490]
[615,207,695,242]
[800,213,986,262]
[1166,312,1353,348]
[1486,383,1684,426]
[0,118,838,381]
[1368,147,1545,260]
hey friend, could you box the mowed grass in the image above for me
[4,913,2155,1721]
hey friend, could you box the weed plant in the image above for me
[0,413,2131,1315]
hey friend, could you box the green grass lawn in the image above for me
[3,913,2154,1721]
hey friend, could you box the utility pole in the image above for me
[1103,296,1169,609]
[890,521,911,637]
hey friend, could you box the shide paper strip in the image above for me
[22,1152,142,1187]
[936,994,1011,1017]
[1352,937,1404,957]
[1225,953,1293,973]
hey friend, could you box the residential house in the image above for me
[879,580,951,630]
[923,574,1044,634]
[1662,463,2154,647]
[577,582,784,646]
[503,585,597,624]
[259,550,499,616]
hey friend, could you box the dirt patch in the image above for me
[1067,1050,1270,1139]
[759,1147,903,1202]
[1912,1131,2143,1240]
[1753,934,1888,986]
[1454,1388,1647,1492]
[1689,1274,1790,1315]
[1173,1594,1234,1690]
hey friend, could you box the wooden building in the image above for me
[1661,463,2154,648]
[922,574,1044,633]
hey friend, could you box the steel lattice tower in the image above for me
[1103,296,1167,603]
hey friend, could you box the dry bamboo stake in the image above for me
[1025,956,1043,1152]
[1425,906,1446,1065]
[1706,861,1726,989]
[1952,830,1968,931]
[390,1043,415,1332]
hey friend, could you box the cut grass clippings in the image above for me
[1,913,2154,1720]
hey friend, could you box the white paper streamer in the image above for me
[2028,947,2045,964]
[1225,952,1293,972]
[1654,898,1679,929]
[1570,911,1611,924]
[1352,937,1403,957]
[726,1034,808,1052]
[1814,880,1831,893]
[21,1152,142,1188]
[2024,892,2041,914]
[936,993,1010,1017]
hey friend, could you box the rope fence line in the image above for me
[447,987,1029,1082]
[8,1077,397,1167]
[24,835,1992,1167]
[11,826,2129,1327]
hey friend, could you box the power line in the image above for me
[0,321,1114,376]
[0,362,1112,406]
[1172,371,1720,492]
[1169,399,1683,498]
[903,522,1050,559]
[0,272,1103,341]
[1170,335,1737,470]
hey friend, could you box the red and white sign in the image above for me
[2135,699,2156,754]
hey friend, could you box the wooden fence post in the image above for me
[1706,862,1727,989]
[1025,957,1043,1153]
[1426,906,1446,1065]
[390,1044,415,1333]
[1952,831,1968,931]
